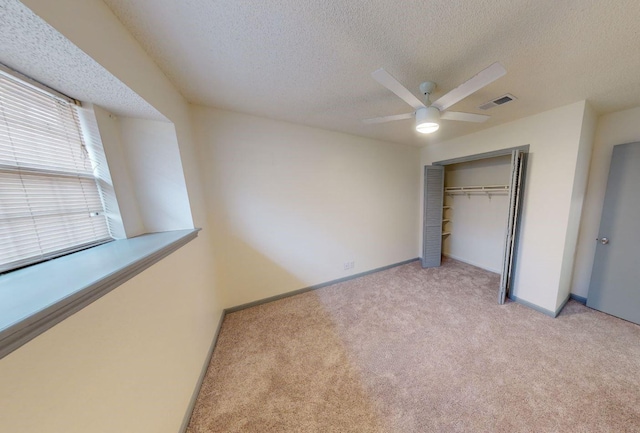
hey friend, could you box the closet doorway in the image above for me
[422,146,528,304]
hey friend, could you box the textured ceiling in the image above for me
[101,0,640,146]
[0,0,165,121]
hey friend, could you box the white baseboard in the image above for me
[443,253,501,274]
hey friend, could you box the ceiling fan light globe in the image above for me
[416,122,440,134]
[415,106,440,134]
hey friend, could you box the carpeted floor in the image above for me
[187,258,640,433]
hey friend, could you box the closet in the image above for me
[443,155,511,272]
[422,148,526,304]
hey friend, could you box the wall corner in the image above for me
[556,101,598,310]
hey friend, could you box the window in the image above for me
[0,68,199,361]
[0,68,112,273]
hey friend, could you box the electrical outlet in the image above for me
[343,261,355,271]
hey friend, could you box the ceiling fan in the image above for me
[363,62,506,134]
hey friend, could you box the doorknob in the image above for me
[597,237,609,245]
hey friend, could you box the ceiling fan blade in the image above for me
[362,112,414,124]
[440,111,490,123]
[431,62,506,111]
[371,68,425,110]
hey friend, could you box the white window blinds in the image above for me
[0,70,111,273]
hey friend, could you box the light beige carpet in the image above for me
[187,258,640,432]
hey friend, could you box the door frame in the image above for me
[429,144,529,301]
[432,145,530,166]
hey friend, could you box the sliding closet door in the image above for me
[498,150,525,304]
[422,165,444,268]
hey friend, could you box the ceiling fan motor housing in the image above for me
[419,81,436,97]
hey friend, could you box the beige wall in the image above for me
[571,106,640,298]
[421,101,590,313]
[0,241,216,433]
[0,2,223,433]
[119,117,194,233]
[191,106,421,308]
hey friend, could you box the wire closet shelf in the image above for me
[445,185,510,198]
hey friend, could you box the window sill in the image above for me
[0,229,200,359]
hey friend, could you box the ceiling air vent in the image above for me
[479,94,516,110]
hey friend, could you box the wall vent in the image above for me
[479,94,516,110]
